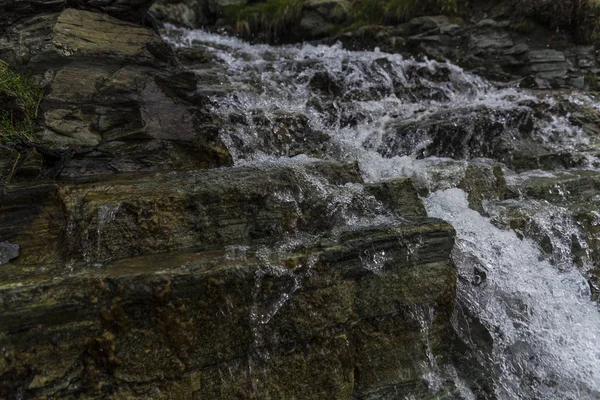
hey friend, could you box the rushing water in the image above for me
[164,26,600,399]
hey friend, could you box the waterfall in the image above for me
[163,26,600,399]
[425,189,600,399]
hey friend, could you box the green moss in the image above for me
[349,0,457,26]
[510,16,537,34]
[224,0,458,40]
[224,0,305,40]
[0,60,43,142]
[514,0,600,43]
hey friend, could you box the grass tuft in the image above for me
[350,0,458,25]
[0,60,43,142]
[514,0,600,43]
[224,0,305,41]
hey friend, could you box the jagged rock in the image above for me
[0,241,19,265]
[0,0,155,32]
[0,8,232,178]
[0,161,457,398]
[1,162,361,265]
[223,110,332,159]
[377,103,595,172]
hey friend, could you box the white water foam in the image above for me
[163,26,600,399]
[425,189,600,399]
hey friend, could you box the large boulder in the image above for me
[377,101,597,172]
[0,8,232,179]
[0,161,459,399]
[0,0,155,32]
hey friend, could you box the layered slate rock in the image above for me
[0,8,231,180]
[0,225,456,399]
[0,161,458,399]
[376,99,599,172]
[321,16,600,90]
[0,0,155,31]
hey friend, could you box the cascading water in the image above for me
[163,26,600,399]
[425,189,600,399]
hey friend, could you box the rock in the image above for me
[175,45,218,67]
[151,0,208,28]
[0,241,19,264]
[1,162,362,265]
[309,71,344,96]
[0,220,456,398]
[311,13,600,90]
[526,49,566,63]
[0,160,457,398]
[458,163,506,212]
[377,102,595,172]
[0,145,20,181]
[0,183,64,265]
[469,31,513,50]
[495,169,600,299]
[365,178,427,217]
[0,0,155,32]
[0,8,232,178]
[151,0,247,28]
[222,108,333,159]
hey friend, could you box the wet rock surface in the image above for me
[153,0,600,90]
[2,1,600,399]
[0,161,458,398]
[326,15,600,90]
[0,7,231,181]
[0,0,156,31]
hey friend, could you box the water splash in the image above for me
[162,26,600,399]
[425,189,600,399]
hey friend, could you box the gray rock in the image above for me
[0,8,232,178]
[527,49,566,63]
[298,0,351,38]
[0,0,155,32]
[470,32,513,49]
[0,241,19,265]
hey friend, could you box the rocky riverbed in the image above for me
[1,0,599,399]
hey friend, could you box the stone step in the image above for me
[0,220,456,399]
[505,169,600,206]
[1,161,428,268]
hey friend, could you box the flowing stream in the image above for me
[164,27,600,399]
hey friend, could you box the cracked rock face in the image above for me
[0,162,458,399]
[0,8,232,179]
[0,0,156,31]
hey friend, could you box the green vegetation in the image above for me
[224,0,458,39]
[350,0,457,25]
[514,0,600,43]
[224,0,305,40]
[0,60,43,142]
[223,0,600,44]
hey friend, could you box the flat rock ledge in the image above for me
[0,161,458,399]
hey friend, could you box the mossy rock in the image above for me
[0,220,456,398]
